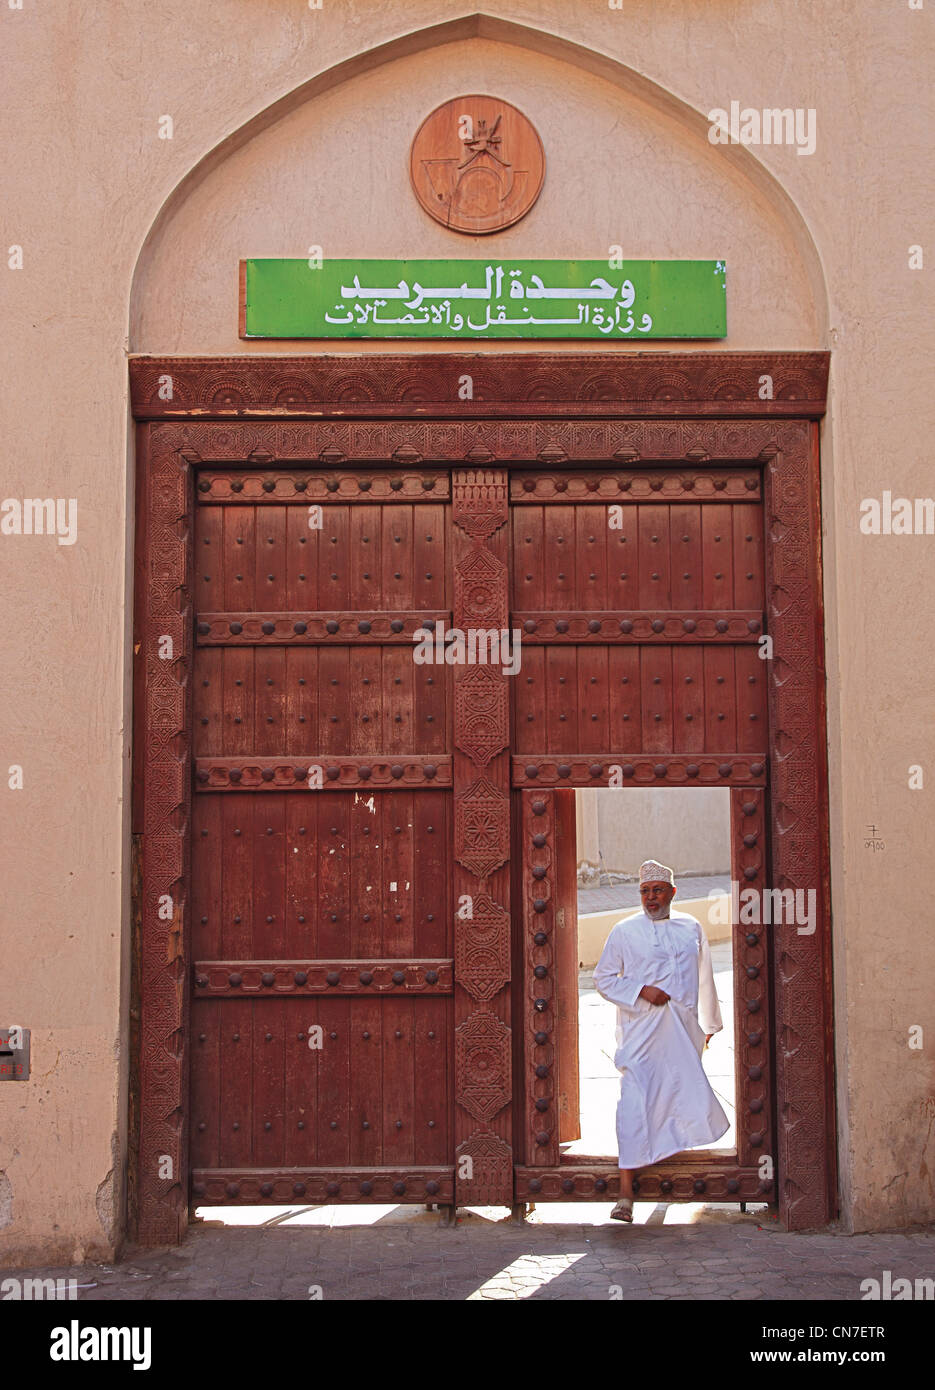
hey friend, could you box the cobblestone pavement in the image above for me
[8,1206,935,1301]
[578,874,730,914]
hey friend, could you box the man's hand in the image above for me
[639,984,670,1006]
[705,1033,714,1048]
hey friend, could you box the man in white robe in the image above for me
[592,859,728,1222]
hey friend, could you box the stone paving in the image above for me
[9,1206,935,1301]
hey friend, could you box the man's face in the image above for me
[640,880,676,918]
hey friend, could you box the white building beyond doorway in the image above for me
[575,786,731,885]
[569,787,736,1160]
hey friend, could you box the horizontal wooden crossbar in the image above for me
[511,754,767,787]
[510,470,761,501]
[196,611,449,644]
[515,1164,773,1204]
[193,958,453,996]
[194,756,452,790]
[511,610,763,641]
[191,1166,455,1204]
[196,469,451,501]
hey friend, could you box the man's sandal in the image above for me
[610,1198,633,1223]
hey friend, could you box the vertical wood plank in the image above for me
[577,646,610,750]
[672,645,705,753]
[317,792,350,959]
[190,1001,219,1171]
[349,997,382,1166]
[317,999,350,1166]
[383,998,415,1167]
[576,506,606,609]
[702,503,734,611]
[545,646,578,756]
[516,643,546,755]
[254,998,285,1169]
[640,646,674,752]
[671,503,703,609]
[638,505,670,609]
[608,646,640,750]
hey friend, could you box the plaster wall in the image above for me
[1,2,933,1262]
[575,789,731,878]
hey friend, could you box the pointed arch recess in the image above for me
[129,12,828,344]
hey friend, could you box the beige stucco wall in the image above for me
[2,3,933,1262]
[576,788,731,878]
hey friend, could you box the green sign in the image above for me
[242,259,726,340]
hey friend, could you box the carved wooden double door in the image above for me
[185,459,773,1212]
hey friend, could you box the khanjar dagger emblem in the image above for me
[410,95,545,234]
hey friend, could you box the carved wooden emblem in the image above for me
[454,545,508,629]
[452,469,509,538]
[454,775,510,879]
[455,1011,512,1120]
[454,890,511,1000]
[455,1131,513,1205]
[454,666,508,768]
[410,95,545,234]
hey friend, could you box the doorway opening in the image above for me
[559,787,736,1162]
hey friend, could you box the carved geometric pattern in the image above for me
[454,545,508,630]
[450,465,513,1192]
[764,438,834,1231]
[455,1131,514,1207]
[454,775,510,879]
[454,891,511,1002]
[521,792,557,1165]
[454,1011,512,1122]
[130,354,830,420]
[127,417,815,470]
[729,789,774,1183]
[452,469,509,536]
[454,666,509,768]
[136,423,193,1247]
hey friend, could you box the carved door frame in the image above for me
[129,352,834,1241]
[514,786,774,1204]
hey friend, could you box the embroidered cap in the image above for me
[639,859,675,887]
